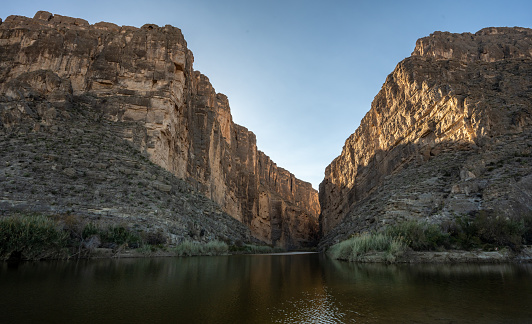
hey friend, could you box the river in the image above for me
[1,253,531,323]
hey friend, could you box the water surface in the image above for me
[1,253,531,323]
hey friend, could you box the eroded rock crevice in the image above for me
[0,11,319,248]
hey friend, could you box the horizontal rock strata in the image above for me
[320,27,532,247]
[0,113,257,245]
[0,11,319,248]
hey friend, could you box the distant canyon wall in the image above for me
[0,11,319,248]
[320,27,532,245]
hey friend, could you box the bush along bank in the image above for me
[328,233,406,263]
[0,213,281,261]
[0,215,69,261]
[228,242,285,254]
[328,211,532,263]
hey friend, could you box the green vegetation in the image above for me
[329,211,532,263]
[135,244,156,255]
[173,240,229,256]
[328,233,406,263]
[384,220,450,251]
[0,214,219,260]
[0,215,69,260]
[448,211,530,250]
[100,225,142,247]
[229,243,284,254]
[82,222,100,238]
[143,229,167,246]
[1,213,287,261]
[384,212,532,252]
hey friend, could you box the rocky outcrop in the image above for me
[0,11,319,248]
[0,112,257,246]
[320,27,532,247]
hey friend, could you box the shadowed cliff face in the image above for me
[0,11,319,248]
[320,27,532,247]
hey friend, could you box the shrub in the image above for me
[136,244,153,255]
[100,225,141,248]
[82,222,100,238]
[385,220,450,251]
[385,221,449,251]
[448,216,482,249]
[477,211,525,249]
[55,214,85,239]
[450,211,526,250]
[204,240,229,255]
[328,233,406,262]
[174,240,202,256]
[0,215,69,260]
[143,229,167,246]
[173,240,229,256]
[228,243,284,254]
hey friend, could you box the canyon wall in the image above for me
[0,11,319,248]
[320,27,532,247]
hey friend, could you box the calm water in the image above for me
[1,253,531,323]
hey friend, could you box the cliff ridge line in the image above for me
[0,11,319,248]
[319,27,532,248]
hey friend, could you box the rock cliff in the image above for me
[0,11,319,248]
[320,27,532,247]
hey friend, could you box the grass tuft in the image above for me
[385,220,450,251]
[331,211,532,263]
[328,233,406,263]
[173,240,229,256]
[0,215,69,260]
[228,243,284,254]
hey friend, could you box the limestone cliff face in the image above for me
[320,27,532,246]
[0,11,319,248]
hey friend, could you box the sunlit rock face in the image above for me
[0,11,319,248]
[319,27,532,247]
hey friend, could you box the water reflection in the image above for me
[1,255,531,323]
[324,259,532,323]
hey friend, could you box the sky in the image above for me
[2,1,531,189]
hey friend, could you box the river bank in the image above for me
[3,214,532,263]
[0,214,283,261]
[338,246,532,264]
[76,249,318,259]
[19,246,529,264]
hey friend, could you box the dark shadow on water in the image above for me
[1,255,531,323]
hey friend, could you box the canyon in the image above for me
[0,11,319,248]
[1,11,531,252]
[320,27,532,247]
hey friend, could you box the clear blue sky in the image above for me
[2,1,531,189]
